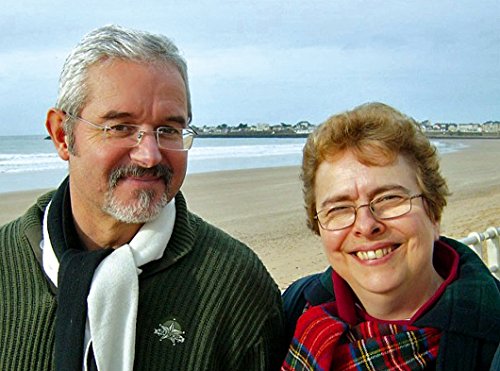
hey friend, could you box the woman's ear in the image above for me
[46,108,70,161]
[422,197,441,241]
[433,221,441,241]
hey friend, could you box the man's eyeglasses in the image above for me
[315,193,423,231]
[65,112,197,151]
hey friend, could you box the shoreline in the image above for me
[1,138,499,288]
[194,133,500,139]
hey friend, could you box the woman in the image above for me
[282,103,500,370]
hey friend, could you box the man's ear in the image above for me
[46,108,70,161]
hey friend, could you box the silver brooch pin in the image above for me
[154,319,186,346]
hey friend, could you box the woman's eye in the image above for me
[326,205,350,216]
[381,194,401,201]
[373,194,405,205]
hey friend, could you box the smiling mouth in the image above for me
[354,244,400,261]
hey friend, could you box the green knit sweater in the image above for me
[0,191,286,370]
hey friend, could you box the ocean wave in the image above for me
[0,144,305,174]
[189,143,304,160]
[0,139,465,175]
[0,153,67,173]
[432,140,468,153]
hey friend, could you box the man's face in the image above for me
[67,59,189,224]
[314,150,440,304]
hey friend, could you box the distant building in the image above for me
[482,121,500,133]
[254,123,270,131]
[293,120,315,134]
[457,123,482,132]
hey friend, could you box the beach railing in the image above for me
[459,226,500,279]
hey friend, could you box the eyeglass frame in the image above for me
[314,193,424,231]
[64,112,197,151]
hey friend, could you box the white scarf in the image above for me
[41,199,176,371]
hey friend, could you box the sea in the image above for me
[0,135,468,194]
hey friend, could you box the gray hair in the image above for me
[55,24,191,150]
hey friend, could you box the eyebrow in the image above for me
[317,184,413,210]
[100,111,187,127]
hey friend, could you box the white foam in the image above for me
[0,137,469,193]
[0,153,66,173]
[189,142,304,160]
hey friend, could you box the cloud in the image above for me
[0,49,66,79]
[1,0,499,134]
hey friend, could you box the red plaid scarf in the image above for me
[282,242,460,370]
[282,302,441,370]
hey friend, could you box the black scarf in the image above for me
[48,177,113,370]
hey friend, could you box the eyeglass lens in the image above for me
[317,194,419,231]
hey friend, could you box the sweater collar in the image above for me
[332,240,460,326]
[26,186,196,286]
[415,236,500,342]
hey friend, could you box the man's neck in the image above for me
[72,209,142,251]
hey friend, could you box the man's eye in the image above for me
[157,126,181,136]
[108,124,137,134]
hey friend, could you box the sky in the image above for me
[1,0,499,135]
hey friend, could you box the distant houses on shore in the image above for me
[192,120,500,138]
[419,120,500,137]
[192,121,315,137]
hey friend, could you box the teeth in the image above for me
[356,247,393,261]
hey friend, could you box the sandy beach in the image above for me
[1,139,499,289]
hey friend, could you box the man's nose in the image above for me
[129,131,162,168]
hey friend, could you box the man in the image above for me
[0,25,285,370]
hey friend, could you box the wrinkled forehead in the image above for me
[81,59,188,117]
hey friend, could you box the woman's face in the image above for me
[314,150,440,306]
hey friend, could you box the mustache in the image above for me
[108,164,173,189]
